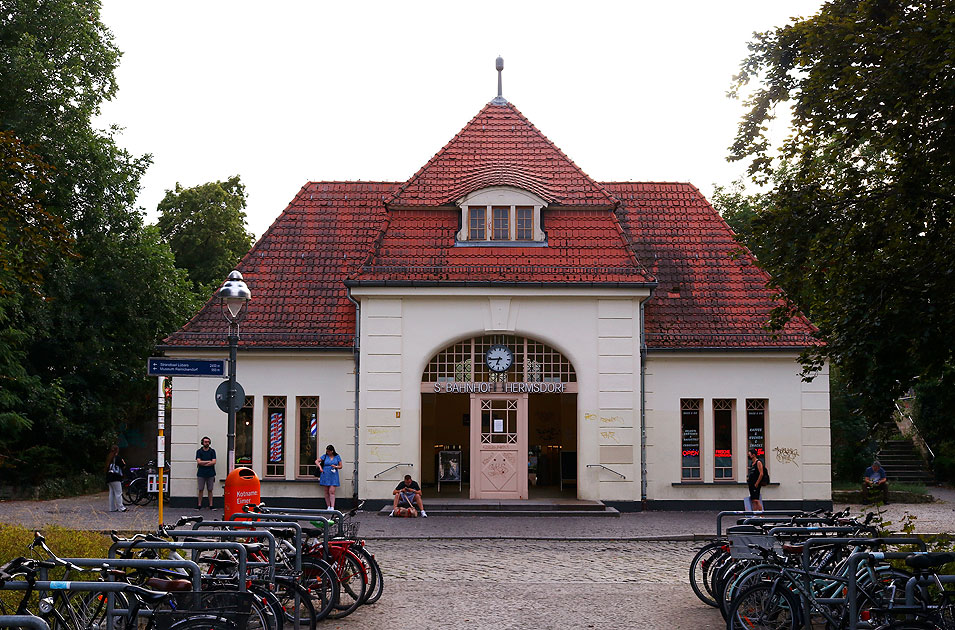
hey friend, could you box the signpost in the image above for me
[147,357,228,526]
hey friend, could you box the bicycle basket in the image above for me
[729,533,777,560]
[335,521,360,540]
[154,591,254,630]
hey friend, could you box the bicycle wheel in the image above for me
[128,478,149,506]
[727,583,800,630]
[856,568,913,628]
[300,559,339,622]
[325,551,366,619]
[249,584,283,630]
[275,579,316,630]
[721,565,782,620]
[689,541,726,607]
[353,546,383,605]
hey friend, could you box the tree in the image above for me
[0,0,197,481]
[710,178,766,258]
[156,176,254,293]
[728,0,955,425]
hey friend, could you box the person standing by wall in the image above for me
[316,444,342,510]
[746,448,766,512]
[196,436,217,510]
[106,445,127,512]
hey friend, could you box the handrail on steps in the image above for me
[586,464,626,479]
[374,463,413,479]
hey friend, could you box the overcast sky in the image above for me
[97,1,825,239]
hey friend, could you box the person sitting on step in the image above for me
[391,474,427,517]
[862,460,889,505]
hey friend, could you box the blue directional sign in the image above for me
[147,358,226,377]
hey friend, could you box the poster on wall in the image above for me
[269,412,284,463]
[438,450,462,492]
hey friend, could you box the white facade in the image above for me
[166,290,830,506]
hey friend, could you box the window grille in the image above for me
[469,207,486,240]
[680,398,702,480]
[516,206,533,240]
[492,206,509,240]
[422,336,576,384]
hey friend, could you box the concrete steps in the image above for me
[378,499,620,517]
[877,438,935,484]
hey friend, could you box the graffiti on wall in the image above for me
[773,446,799,465]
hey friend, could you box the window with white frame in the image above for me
[456,187,546,244]
[681,399,702,480]
[713,399,735,480]
[747,399,767,465]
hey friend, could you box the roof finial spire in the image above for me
[491,56,507,105]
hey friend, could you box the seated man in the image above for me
[862,460,889,504]
[391,474,427,517]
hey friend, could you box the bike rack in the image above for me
[162,529,277,582]
[52,558,203,591]
[844,548,940,630]
[716,510,814,537]
[252,507,347,537]
[109,541,250,591]
[229,512,334,562]
[188,522,300,574]
[796,537,924,630]
[0,616,50,630]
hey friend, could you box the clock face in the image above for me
[485,345,514,372]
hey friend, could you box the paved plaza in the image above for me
[2,491,955,628]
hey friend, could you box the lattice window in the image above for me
[680,398,702,480]
[516,206,533,240]
[469,207,486,240]
[713,399,734,480]
[265,396,287,477]
[423,336,576,384]
[481,398,519,444]
[492,206,509,240]
[746,399,767,462]
[298,396,319,478]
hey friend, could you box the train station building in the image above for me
[160,89,830,510]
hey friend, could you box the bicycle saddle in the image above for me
[905,552,955,570]
[144,577,193,592]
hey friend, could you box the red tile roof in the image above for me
[163,182,394,349]
[607,182,817,349]
[348,207,652,285]
[162,103,817,351]
[388,102,619,208]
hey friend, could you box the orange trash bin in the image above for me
[224,467,260,521]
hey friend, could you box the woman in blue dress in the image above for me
[316,444,342,509]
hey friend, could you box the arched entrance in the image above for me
[420,335,578,499]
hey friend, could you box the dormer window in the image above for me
[456,187,546,245]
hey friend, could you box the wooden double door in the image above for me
[469,393,528,499]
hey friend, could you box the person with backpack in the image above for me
[746,448,768,512]
[105,445,127,512]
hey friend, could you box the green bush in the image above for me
[0,524,111,609]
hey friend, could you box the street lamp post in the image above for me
[218,270,251,473]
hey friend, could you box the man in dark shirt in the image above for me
[862,460,888,505]
[196,436,217,510]
[391,474,427,517]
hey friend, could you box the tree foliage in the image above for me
[157,176,254,293]
[0,0,197,481]
[728,0,955,424]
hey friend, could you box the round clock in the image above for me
[485,344,514,372]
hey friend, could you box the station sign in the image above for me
[147,357,226,377]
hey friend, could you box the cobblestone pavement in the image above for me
[322,539,723,629]
[2,489,955,537]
